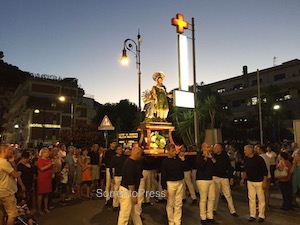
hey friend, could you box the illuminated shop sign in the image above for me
[30,123,61,129]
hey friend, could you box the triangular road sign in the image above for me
[99,115,115,130]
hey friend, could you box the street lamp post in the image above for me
[273,104,281,143]
[59,96,75,145]
[120,30,142,109]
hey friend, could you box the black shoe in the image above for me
[231,212,239,217]
[258,218,264,223]
[105,201,112,206]
[201,220,207,225]
[248,217,256,222]
[112,206,119,211]
[155,199,166,203]
[207,219,219,224]
[221,195,226,201]
[191,199,198,205]
[142,202,154,206]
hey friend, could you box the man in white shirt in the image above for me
[0,144,26,225]
[266,146,277,185]
[255,145,271,209]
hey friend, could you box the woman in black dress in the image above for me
[17,151,36,209]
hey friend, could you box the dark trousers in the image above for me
[270,165,276,184]
[278,181,293,209]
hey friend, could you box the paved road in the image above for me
[36,186,299,225]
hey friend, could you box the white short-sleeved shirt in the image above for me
[60,168,69,184]
[58,150,67,159]
[0,158,17,197]
[266,151,277,166]
[260,153,271,178]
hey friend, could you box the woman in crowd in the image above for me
[292,152,300,207]
[75,148,85,199]
[17,151,35,210]
[277,151,293,210]
[37,147,56,215]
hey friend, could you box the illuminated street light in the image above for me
[59,96,66,102]
[120,30,142,109]
[59,95,74,145]
[120,49,128,65]
[273,104,280,110]
[273,104,281,142]
[34,109,40,114]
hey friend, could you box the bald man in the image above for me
[117,147,143,225]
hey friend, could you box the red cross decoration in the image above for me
[171,13,189,34]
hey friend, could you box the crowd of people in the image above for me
[0,140,300,225]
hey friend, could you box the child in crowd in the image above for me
[60,162,69,205]
[82,156,93,198]
[16,199,35,225]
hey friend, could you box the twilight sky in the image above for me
[1,0,300,107]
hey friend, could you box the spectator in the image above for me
[17,151,35,210]
[104,141,117,205]
[292,152,300,207]
[88,144,100,194]
[65,146,75,200]
[82,156,93,198]
[109,145,126,210]
[60,162,69,205]
[256,145,271,209]
[37,147,56,216]
[277,152,293,210]
[266,145,277,185]
[0,144,26,225]
[75,148,85,199]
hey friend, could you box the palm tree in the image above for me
[202,95,218,129]
[176,110,195,145]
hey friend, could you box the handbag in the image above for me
[274,166,288,179]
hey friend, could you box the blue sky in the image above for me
[1,0,300,106]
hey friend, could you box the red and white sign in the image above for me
[98,115,115,130]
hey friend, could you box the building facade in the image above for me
[206,59,300,142]
[3,75,97,147]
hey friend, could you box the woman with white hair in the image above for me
[37,147,56,215]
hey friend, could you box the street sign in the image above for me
[98,115,115,130]
[118,132,139,148]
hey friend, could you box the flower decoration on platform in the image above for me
[149,131,166,149]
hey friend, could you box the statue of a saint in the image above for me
[151,71,171,121]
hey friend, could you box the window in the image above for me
[252,79,262,86]
[233,83,243,90]
[251,97,258,105]
[232,99,245,107]
[274,91,291,101]
[274,73,286,81]
[217,88,225,93]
